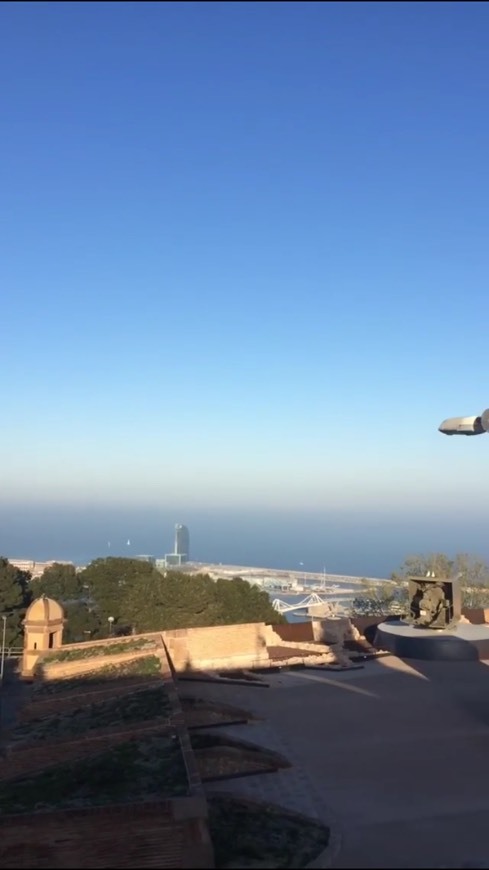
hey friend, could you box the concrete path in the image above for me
[180,656,489,868]
[0,667,31,745]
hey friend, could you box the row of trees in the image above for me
[3,551,489,645]
[0,559,32,647]
[352,553,489,617]
[0,557,285,645]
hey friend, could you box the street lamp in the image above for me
[107,616,114,637]
[438,408,489,436]
[0,615,7,683]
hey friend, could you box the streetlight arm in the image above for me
[439,409,489,436]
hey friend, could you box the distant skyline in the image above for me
[2,3,489,559]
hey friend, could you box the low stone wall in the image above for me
[22,632,164,678]
[30,619,367,681]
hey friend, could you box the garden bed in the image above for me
[0,734,189,814]
[44,637,157,664]
[191,733,289,782]
[208,795,330,869]
[33,655,162,697]
[12,684,172,744]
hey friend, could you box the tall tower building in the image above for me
[174,523,189,562]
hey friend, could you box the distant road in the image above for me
[186,562,389,588]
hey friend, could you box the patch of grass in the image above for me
[208,796,330,869]
[45,637,157,663]
[34,655,162,697]
[0,734,188,814]
[12,685,172,744]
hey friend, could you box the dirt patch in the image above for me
[191,733,289,783]
[217,670,265,683]
[196,748,275,781]
[181,697,253,729]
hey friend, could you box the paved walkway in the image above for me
[0,669,31,749]
[179,656,489,868]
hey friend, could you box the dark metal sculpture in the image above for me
[405,576,462,630]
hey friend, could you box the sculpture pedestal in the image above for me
[374,619,489,661]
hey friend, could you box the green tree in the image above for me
[351,579,408,617]
[213,577,285,625]
[0,557,32,646]
[120,571,285,633]
[451,553,489,588]
[62,602,103,644]
[391,553,489,589]
[80,558,163,635]
[35,559,285,642]
[122,571,221,633]
[36,563,83,601]
[391,553,454,582]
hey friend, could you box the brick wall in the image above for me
[0,802,213,869]
[162,620,356,672]
[271,621,314,643]
[163,623,271,671]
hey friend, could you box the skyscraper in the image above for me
[174,523,189,562]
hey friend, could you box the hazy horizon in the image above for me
[2,503,489,579]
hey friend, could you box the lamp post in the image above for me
[107,616,114,637]
[0,615,7,683]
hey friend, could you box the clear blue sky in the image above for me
[2,1,489,548]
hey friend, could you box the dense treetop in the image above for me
[390,553,489,587]
[0,558,32,645]
[0,557,285,643]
